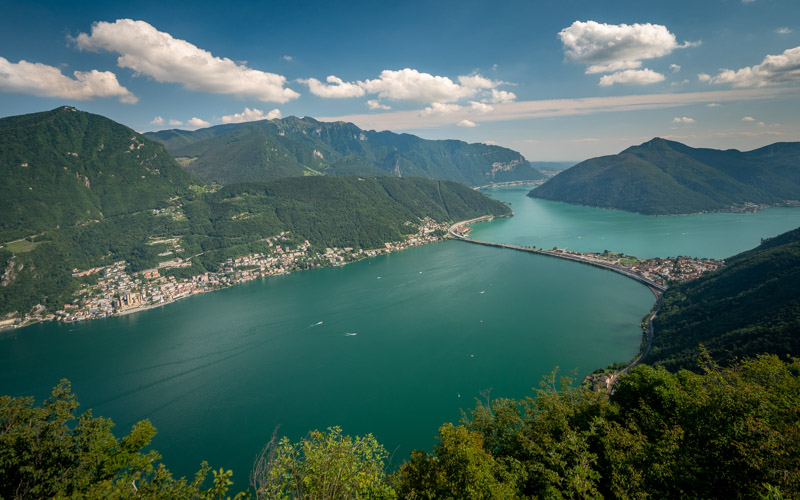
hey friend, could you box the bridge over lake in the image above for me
[449,217,667,293]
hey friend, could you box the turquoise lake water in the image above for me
[1,188,797,478]
[470,186,800,259]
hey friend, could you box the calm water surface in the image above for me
[0,242,652,477]
[470,186,800,259]
[2,187,796,479]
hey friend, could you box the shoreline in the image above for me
[5,217,483,330]
[449,220,668,291]
[447,216,718,390]
[524,195,799,217]
[474,179,546,190]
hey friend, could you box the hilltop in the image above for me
[144,117,545,186]
[0,106,197,242]
[529,138,800,215]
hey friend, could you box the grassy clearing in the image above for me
[5,239,43,253]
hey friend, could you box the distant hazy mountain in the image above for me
[529,161,575,172]
[144,117,545,186]
[648,226,800,371]
[529,138,800,215]
[0,106,196,241]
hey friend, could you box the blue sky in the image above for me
[1,0,799,161]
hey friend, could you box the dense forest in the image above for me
[0,175,510,317]
[0,106,196,242]
[530,138,800,215]
[647,226,800,371]
[0,108,511,318]
[144,116,545,186]
[3,354,797,498]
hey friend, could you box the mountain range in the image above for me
[529,138,800,215]
[0,107,510,318]
[143,117,545,186]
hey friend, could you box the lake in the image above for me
[1,187,796,479]
[470,186,800,259]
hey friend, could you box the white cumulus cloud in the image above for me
[672,116,696,123]
[559,21,694,74]
[188,117,210,128]
[704,46,800,87]
[457,74,497,90]
[0,56,137,103]
[419,102,463,116]
[221,107,281,123]
[360,68,501,104]
[742,116,756,121]
[457,119,478,127]
[150,116,164,125]
[485,89,517,103]
[670,64,681,72]
[366,100,391,110]
[775,27,792,35]
[298,68,512,106]
[598,69,666,86]
[469,101,494,113]
[75,19,299,102]
[302,75,366,98]
[168,119,183,126]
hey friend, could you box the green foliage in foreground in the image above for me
[394,355,800,499]
[3,355,798,498]
[251,427,394,499]
[0,380,248,499]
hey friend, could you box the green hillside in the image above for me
[0,108,510,319]
[0,175,508,318]
[0,106,197,242]
[647,226,800,371]
[144,117,545,186]
[529,138,800,215]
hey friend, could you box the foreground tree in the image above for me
[394,355,800,499]
[250,426,395,499]
[0,379,246,499]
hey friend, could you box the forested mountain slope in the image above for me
[144,116,545,186]
[0,106,197,242]
[529,138,800,215]
[647,226,800,370]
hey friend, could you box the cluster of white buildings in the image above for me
[13,220,454,327]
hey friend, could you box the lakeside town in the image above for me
[2,218,451,329]
[4,215,724,330]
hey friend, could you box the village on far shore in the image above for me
[3,216,724,331]
[1,218,452,329]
